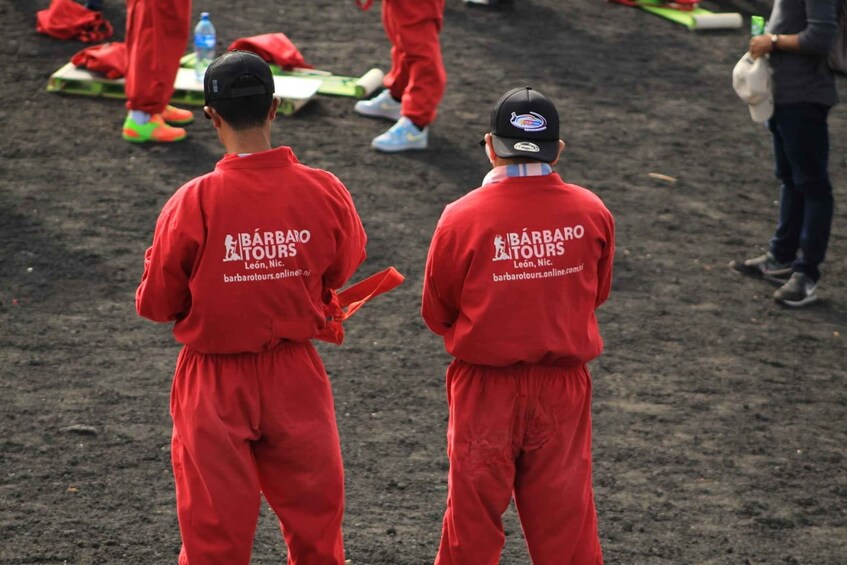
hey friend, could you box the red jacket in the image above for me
[137,147,367,354]
[422,173,614,367]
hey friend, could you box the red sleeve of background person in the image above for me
[135,180,203,325]
[136,147,367,354]
[422,173,615,367]
[422,226,464,336]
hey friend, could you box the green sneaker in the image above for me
[122,114,187,143]
[161,105,195,125]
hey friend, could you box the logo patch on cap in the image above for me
[514,142,540,153]
[212,79,219,94]
[510,111,547,132]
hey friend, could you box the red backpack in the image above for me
[36,0,113,43]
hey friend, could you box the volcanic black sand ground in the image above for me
[2,0,846,563]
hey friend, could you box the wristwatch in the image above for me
[770,34,780,49]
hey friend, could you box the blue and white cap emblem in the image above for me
[510,111,547,132]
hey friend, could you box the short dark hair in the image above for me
[207,75,273,130]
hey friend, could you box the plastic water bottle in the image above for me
[750,15,765,36]
[194,12,216,82]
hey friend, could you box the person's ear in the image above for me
[268,97,281,122]
[203,106,223,128]
[550,139,565,166]
[484,133,496,164]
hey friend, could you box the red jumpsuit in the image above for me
[422,171,614,564]
[382,0,447,126]
[124,0,191,114]
[137,147,367,565]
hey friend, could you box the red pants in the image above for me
[124,0,191,114]
[382,0,446,126]
[435,362,603,565]
[171,342,345,565]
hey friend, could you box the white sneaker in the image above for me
[773,272,819,307]
[354,90,402,121]
[371,117,428,153]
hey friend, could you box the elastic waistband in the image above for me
[450,358,587,376]
[181,339,312,359]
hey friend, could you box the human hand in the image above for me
[749,35,773,59]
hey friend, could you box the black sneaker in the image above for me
[774,272,818,307]
[730,252,792,284]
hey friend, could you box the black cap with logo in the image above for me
[489,86,560,163]
[204,50,275,105]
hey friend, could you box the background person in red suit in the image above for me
[422,87,614,564]
[136,51,367,564]
[353,0,447,152]
[121,0,195,143]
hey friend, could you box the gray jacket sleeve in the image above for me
[799,0,839,54]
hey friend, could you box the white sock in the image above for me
[129,110,151,125]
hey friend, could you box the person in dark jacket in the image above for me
[731,0,839,307]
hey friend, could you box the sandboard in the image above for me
[46,62,322,116]
[640,3,742,30]
[610,0,742,30]
[180,53,384,99]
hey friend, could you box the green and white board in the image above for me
[632,1,742,30]
[47,62,322,116]
[180,53,384,99]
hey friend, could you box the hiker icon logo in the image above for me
[224,234,242,261]
[493,234,511,261]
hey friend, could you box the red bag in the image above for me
[36,0,114,43]
[71,42,127,78]
[228,33,312,70]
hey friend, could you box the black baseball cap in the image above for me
[204,50,275,105]
[488,86,560,163]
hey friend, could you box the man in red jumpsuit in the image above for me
[121,0,195,143]
[136,51,367,564]
[353,0,447,152]
[422,87,614,564]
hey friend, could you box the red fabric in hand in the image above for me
[316,267,405,344]
[36,0,113,43]
[71,42,127,78]
[228,33,312,70]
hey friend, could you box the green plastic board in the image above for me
[633,1,742,30]
[47,62,321,116]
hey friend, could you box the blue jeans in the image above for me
[767,102,834,282]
